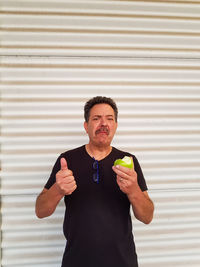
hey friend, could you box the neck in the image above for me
[85,143,112,161]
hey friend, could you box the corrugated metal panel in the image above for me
[1,0,200,58]
[1,1,200,267]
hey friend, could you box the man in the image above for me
[35,96,154,267]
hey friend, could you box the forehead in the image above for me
[90,103,115,115]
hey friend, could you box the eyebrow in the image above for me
[93,115,114,118]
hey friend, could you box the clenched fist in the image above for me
[56,157,77,196]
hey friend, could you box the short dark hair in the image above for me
[84,96,118,122]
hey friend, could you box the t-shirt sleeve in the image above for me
[133,155,148,192]
[44,154,62,189]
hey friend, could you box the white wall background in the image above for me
[1,1,200,266]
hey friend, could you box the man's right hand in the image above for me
[56,157,77,196]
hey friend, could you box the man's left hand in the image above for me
[112,164,138,195]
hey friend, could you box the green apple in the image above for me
[114,156,134,169]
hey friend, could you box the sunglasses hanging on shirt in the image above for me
[92,157,99,184]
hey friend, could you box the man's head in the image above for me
[84,96,118,123]
[84,96,118,148]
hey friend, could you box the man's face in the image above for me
[84,103,118,147]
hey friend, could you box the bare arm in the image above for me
[112,165,154,224]
[35,158,77,219]
[35,185,64,218]
[128,189,154,224]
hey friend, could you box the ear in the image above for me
[84,121,88,133]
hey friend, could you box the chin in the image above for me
[98,140,111,147]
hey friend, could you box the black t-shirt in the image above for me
[45,145,148,267]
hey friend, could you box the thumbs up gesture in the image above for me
[56,157,77,196]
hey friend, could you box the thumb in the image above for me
[60,157,68,170]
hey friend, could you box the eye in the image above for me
[93,117,99,121]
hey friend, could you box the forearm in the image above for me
[35,184,64,218]
[128,187,154,224]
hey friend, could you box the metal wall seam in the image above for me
[1,1,200,58]
[0,63,3,266]
[1,1,200,266]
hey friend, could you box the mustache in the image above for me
[95,127,109,135]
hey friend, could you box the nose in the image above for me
[100,117,107,126]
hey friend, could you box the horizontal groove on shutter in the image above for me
[1,1,200,266]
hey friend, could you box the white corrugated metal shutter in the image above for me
[1,0,200,266]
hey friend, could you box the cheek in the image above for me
[88,126,97,135]
[110,123,117,131]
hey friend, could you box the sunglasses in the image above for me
[92,157,99,183]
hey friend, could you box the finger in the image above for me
[114,166,137,182]
[63,180,77,192]
[117,176,124,184]
[67,184,77,195]
[60,157,68,170]
[112,165,131,177]
[62,176,75,184]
